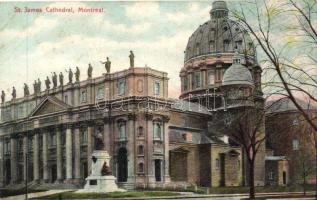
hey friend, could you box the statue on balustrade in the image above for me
[88,63,93,78]
[37,78,41,92]
[59,72,64,86]
[101,57,111,74]
[52,72,57,88]
[12,87,16,100]
[33,80,38,94]
[1,91,5,104]
[129,50,134,68]
[45,76,51,90]
[24,83,30,96]
[66,68,73,84]
[75,67,80,82]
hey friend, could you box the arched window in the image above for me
[138,126,144,137]
[138,163,144,173]
[137,145,144,155]
[209,41,214,52]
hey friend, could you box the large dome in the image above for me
[184,1,255,62]
[223,51,254,87]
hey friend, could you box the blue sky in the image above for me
[0,1,231,98]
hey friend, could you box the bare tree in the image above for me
[231,0,317,198]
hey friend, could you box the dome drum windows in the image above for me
[209,41,215,52]
[192,71,202,89]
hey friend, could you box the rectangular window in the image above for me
[269,172,274,180]
[119,122,126,140]
[50,133,56,147]
[293,139,299,150]
[64,95,68,104]
[194,72,201,89]
[28,137,33,151]
[208,70,215,85]
[153,122,162,140]
[81,129,88,144]
[154,81,160,96]
[81,90,87,103]
[118,80,125,96]
[18,139,23,152]
[97,87,104,100]
[5,140,10,154]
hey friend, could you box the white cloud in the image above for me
[125,2,160,20]
[166,2,209,25]
[0,16,57,39]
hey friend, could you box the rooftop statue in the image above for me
[101,57,111,74]
[37,78,41,92]
[33,80,38,94]
[45,76,51,90]
[52,72,57,88]
[66,68,73,84]
[59,72,64,86]
[129,50,134,68]
[12,87,16,100]
[24,83,30,96]
[75,66,80,82]
[1,91,5,104]
[88,63,93,78]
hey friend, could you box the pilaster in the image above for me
[10,137,17,184]
[33,133,39,182]
[42,130,49,182]
[65,124,73,182]
[74,123,81,183]
[56,126,63,182]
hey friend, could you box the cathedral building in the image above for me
[0,1,267,189]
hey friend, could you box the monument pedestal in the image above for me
[77,150,125,193]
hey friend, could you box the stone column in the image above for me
[23,136,28,182]
[56,127,63,182]
[33,133,39,182]
[163,116,171,183]
[65,124,73,182]
[42,131,49,182]
[0,138,4,187]
[87,122,94,175]
[145,113,154,185]
[10,137,17,184]
[74,125,81,182]
[127,113,136,184]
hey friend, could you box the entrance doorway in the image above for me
[51,165,57,183]
[283,171,287,185]
[154,159,161,182]
[117,148,128,182]
[5,159,11,185]
[220,154,226,186]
